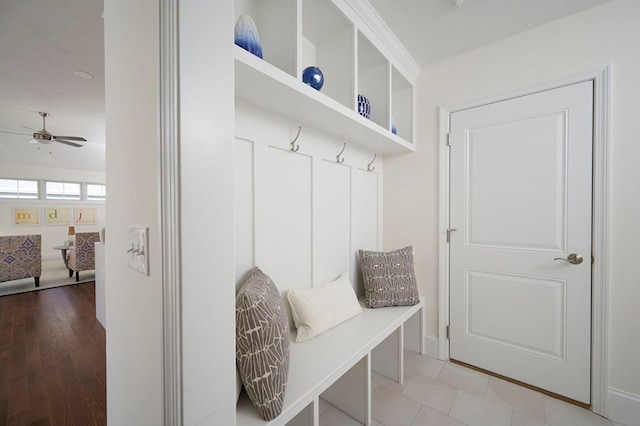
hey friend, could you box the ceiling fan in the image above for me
[0,111,86,148]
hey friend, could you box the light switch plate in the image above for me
[127,227,149,275]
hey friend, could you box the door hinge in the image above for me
[447,132,452,146]
[446,228,458,243]
[446,325,450,339]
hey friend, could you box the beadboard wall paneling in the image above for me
[235,101,382,298]
[351,167,380,296]
[255,145,313,291]
[314,159,351,286]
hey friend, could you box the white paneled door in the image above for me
[449,81,593,404]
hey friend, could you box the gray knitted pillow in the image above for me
[358,246,420,308]
[236,267,290,420]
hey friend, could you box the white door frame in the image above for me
[438,65,611,416]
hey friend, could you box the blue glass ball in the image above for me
[302,66,324,90]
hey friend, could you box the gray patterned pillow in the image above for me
[236,267,290,420]
[358,246,420,308]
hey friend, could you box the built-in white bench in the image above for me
[236,298,425,426]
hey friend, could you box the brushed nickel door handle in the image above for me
[554,253,584,265]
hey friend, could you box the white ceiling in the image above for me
[0,0,105,172]
[0,0,612,173]
[369,0,612,67]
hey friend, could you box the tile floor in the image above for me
[319,351,621,426]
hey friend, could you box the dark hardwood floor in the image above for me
[0,283,106,426]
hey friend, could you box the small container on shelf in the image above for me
[234,14,263,59]
[358,94,371,119]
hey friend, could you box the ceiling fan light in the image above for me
[33,132,53,144]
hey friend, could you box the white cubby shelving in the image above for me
[233,0,417,154]
[357,31,389,131]
[234,0,298,78]
[301,0,354,110]
[391,67,413,142]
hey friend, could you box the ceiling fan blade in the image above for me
[21,125,36,131]
[55,139,83,148]
[0,129,31,136]
[53,135,87,142]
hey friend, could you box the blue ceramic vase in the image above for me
[234,15,263,59]
[302,66,324,90]
[358,94,371,119]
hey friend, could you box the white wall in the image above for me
[104,0,164,424]
[383,0,640,422]
[179,0,236,424]
[105,0,238,423]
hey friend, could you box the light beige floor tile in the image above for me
[372,384,422,426]
[373,370,406,392]
[449,391,512,426]
[438,363,490,397]
[318,405,362,426]
[544,396,613,426]
[404,350,446,380]
[402,374,458,414]
[411,405,467,426]
[511,412,548,426]
[485,377,545,421]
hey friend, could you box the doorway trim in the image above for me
[437,65,611,416]
[160,0,183,424]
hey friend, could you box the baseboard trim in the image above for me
[608,388,640,426]
[423,334,439,359]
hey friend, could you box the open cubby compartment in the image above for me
[391,66,414,142]
[357,31,390,130]
[235,0,298,77]
[301,0,355,109]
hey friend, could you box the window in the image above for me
[87,183,106,201]
[0,178,39,199]
[46,181,81,200]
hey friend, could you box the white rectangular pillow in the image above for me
[287,273,362,342]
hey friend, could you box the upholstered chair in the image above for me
[67,232,100,281]
[0,234,42,287]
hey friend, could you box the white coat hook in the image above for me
[367,154,377,171]
[336,142,346,164]
[290,126,302,152]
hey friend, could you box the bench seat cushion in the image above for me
[236,267,290,421]
[358,246,420,308]
[287,273,362,342]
